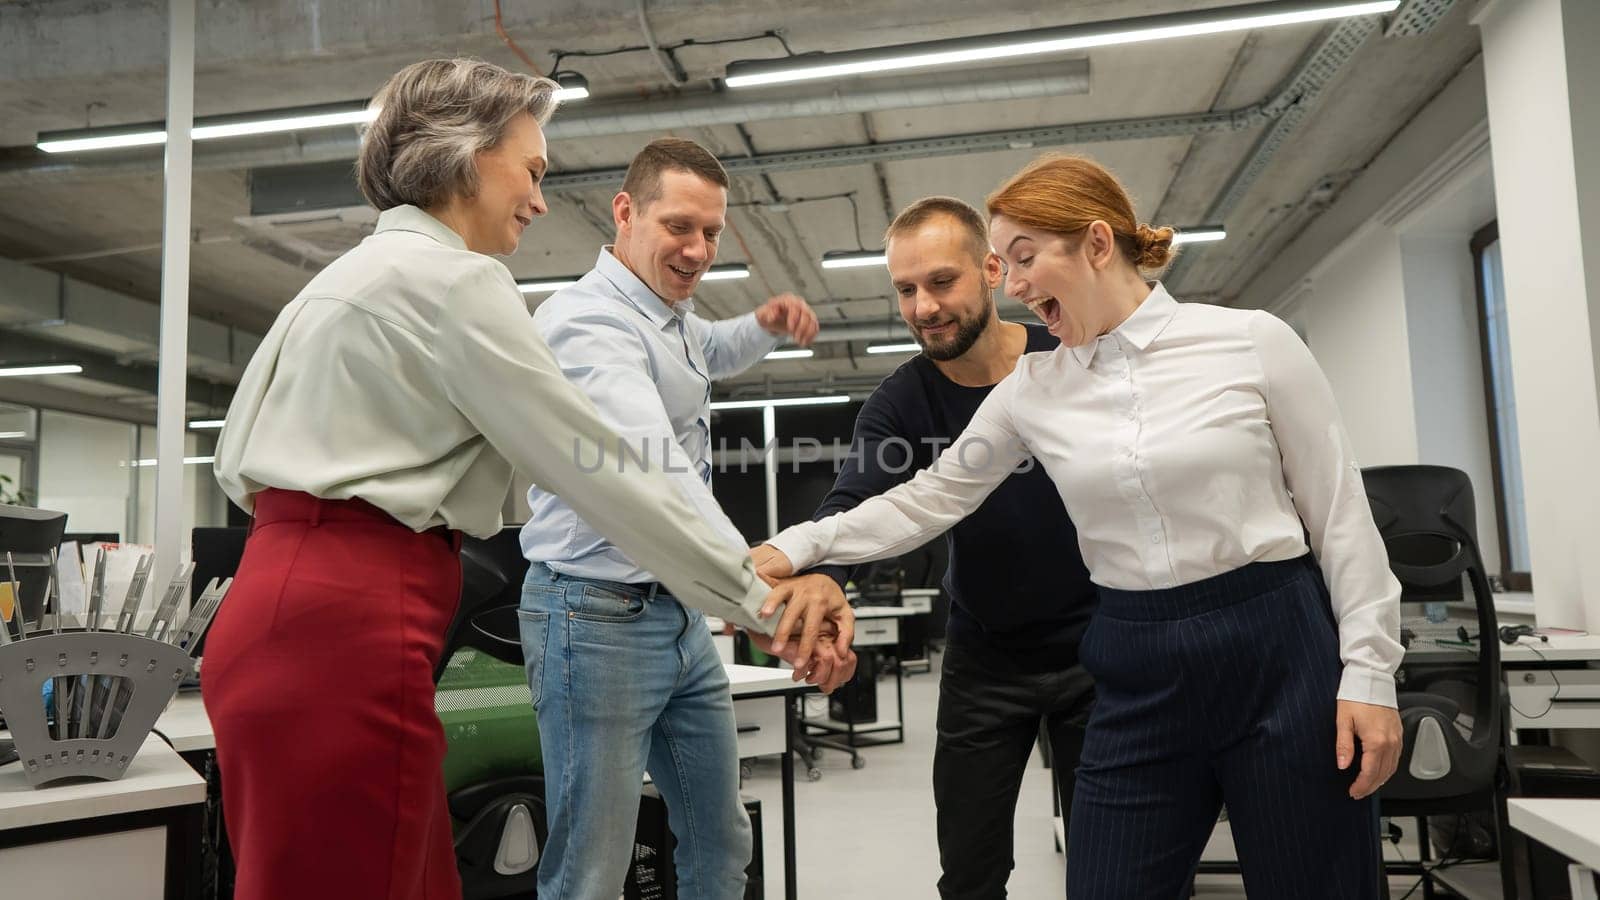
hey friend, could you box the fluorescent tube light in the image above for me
[126,456,216,468]
[517,278,581,294]
[725,0,1399,88]
[188,419,227,430]
[0,432,27,440]
[1173,227,1227,245]
[821,251,888,270]
[764,349,815,360]
[0,364,83,377]
[711,395,852,410]
[866,342,921,355]
[701,264,750,282]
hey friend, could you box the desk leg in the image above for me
[784,693,798,900]
[166,802,205,900]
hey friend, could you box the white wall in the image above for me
[1295,227,1420,468]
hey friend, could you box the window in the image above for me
[1471,222,1532,590]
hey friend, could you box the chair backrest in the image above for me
[435,525,530,682]
[1363,465,1502,743]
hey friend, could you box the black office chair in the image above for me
[1365,465,1516,900]
[438,526,547,900]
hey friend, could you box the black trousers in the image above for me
[1066,555,1383,900]
[934,635,1096,899]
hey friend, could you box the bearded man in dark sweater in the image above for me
[763,197,1097,898]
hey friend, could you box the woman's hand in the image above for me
[1337,700,1402,800]
[750,544,795,585]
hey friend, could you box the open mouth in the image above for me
[513,213,532,229]
[668,264,699,282]
[1024,296,1061,330]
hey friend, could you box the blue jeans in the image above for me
[519,564,752,900]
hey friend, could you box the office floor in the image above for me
[737,650,1440,899]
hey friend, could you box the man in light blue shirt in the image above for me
[518,137,837,900]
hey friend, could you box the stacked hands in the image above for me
[742,543,860,694]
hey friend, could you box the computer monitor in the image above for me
[189,526,250,657]
[0,504,69,630]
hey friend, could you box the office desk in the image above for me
[156,664,814,900]
[801,607,917,764]
[1402,632,1600,731]
[1507,798,1600,899]
[0,733,206,900]
[1501,635,1600,732]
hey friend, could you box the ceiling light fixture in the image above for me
[188,419,226,430]
[126,456,216,468]
[39,75,591,155]
[0,364,84,377]
[764,349,816,361]
[711,395,852,410]
[725,0,1399,88]
[866,342,921,355]
[517,278,581,295]
[700,264,751,282]
[821,250,888,270]
[1173,226,1227,245]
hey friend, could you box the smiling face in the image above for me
[886,214,1004,361]
[458,111,548,255]
[992,214,1117,347]
[612,168,727,304]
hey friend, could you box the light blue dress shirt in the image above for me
[520,247,781,584]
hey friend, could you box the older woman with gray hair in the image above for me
[204,59,832,900]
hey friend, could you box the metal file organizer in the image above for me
[0,550,229,787]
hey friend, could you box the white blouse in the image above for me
[769,284,1403,706]
[214,205,774,630]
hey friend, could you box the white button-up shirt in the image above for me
[521,248,779,584]
[214,205,775,630]
[769,283,1403,705]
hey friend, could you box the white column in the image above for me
[1476,0,1600,629]
[154,0,196,593]
[762,405,778,538]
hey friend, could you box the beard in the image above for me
[915,293,993,362]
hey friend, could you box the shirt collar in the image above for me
[593,246,694,328]
[374,204,469,252]
[1067,281,1180,368]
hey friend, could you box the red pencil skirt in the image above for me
[203,489,464,900]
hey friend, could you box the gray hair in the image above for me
[357,58,560,211]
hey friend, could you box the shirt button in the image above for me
[1151,534,1162,544]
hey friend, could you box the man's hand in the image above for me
[754,293,820,347]
[751,544,795,585]
[749,625,857,694]
[1337,699,1402,800]
[755,572,855,681]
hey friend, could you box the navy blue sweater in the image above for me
[810,325,1095,671]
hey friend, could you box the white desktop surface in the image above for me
[1500,633,1600,663]
[0,733,205,831]
[1507,798,1600,871]
[853,606,919,619]
[154,663,806,755]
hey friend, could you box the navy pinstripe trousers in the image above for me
[1066,555,1382,899]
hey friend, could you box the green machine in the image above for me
[438,529,547,900]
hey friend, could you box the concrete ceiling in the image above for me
[0,0,1483,412]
